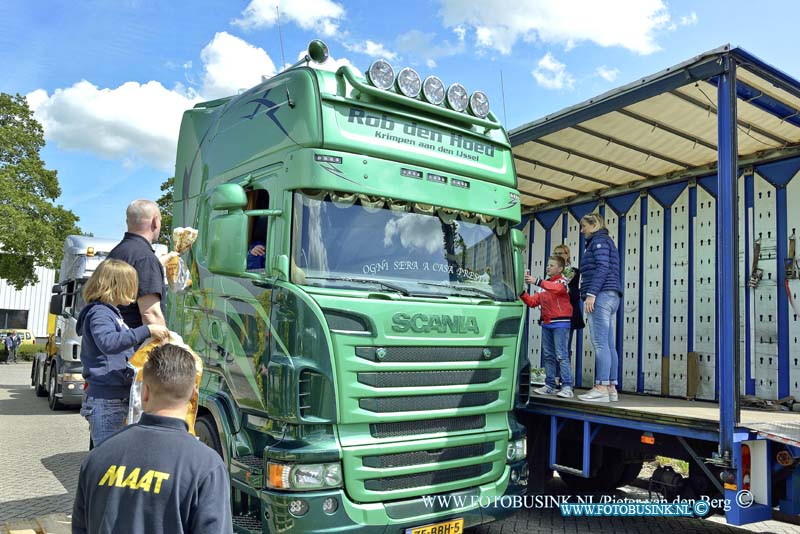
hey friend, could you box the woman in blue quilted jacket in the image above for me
[578,213,623,403]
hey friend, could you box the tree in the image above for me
[156,177,174,244]
[0,93,80,289]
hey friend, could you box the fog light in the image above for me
[288,498,309,517]
[506,438,527,462]
[322,497,338,514]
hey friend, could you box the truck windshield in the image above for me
[291,191,516,301]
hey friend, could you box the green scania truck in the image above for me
[168,41,529,533]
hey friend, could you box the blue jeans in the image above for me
[542,327,572,389]
[80,397,129,447]
[586,291,621,385]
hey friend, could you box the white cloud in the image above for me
[27,32,279,171]
[294,49,362,77]
[395,29,465,69]
[233,0,345,37]
[200,32,276,99]
[439,0,671,55]
[596,65,620,82]
[680,12,698,26]
[27,81,199,171]
[343,40,397,61]
[532,53,574,90]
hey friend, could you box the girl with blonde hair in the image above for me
[76,259,169,447]
[577,212,622,403]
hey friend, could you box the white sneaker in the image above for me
[534,385,558,395]
[556,387,574,398]
[609,388,619,402]
[578,388,610,402]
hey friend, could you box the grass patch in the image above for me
[656,456,690,474]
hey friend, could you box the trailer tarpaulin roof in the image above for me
[509,45,800,210]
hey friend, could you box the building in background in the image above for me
[0,265,56,340]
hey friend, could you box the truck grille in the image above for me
[363,443,492,468]
[358,369,501,388]
[355,346,502,363]
[364,463,493,492]
[360,392,498,413]
[344,343,510,502]
[370,415,486,438]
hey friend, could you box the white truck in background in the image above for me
[32,235,166,410]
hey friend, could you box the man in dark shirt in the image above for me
[72,344,232,534]
[107,200,172,329]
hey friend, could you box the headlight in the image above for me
[506,438,527,462]
[422,76,445,105]
[63,373,84,382]
[367,59,395,90]
[267,462,344,491]
[446,83,469,112]
[469,91,490,118]
[396,67,422,98]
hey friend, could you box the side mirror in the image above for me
[51,284,63,295]
[510,229,527,296]
[207,184,249,276]
[208,212,248,276]
[210,183,247,210]
[49,294,64,316]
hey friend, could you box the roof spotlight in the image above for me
[446,83,469,112]
[469,91,490,118]
[422,76,445,105]
[367,59,395,90]
[396,67,422,98]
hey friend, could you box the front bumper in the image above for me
[259,460,528,533]
[58,381,84,405]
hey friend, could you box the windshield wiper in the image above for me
[417,281,498,299]
[304,276,410,296]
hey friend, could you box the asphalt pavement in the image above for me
[1,361,799,533]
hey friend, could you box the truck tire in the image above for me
[48,367,64,410]
[34,360,47,397]
[196,414,223,459]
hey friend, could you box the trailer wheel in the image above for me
[616,461,644,487]
[34,360,47,397]
[196,414,223,459]
[48,367,64,410]
[558,447,626,493]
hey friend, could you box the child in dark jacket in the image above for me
[76,259,169,447]
[520,255,574,398]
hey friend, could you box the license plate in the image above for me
[406,518,464,534]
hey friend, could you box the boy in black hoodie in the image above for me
[77,259,168,447]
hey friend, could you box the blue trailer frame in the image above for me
[511,46,800,526]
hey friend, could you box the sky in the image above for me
[3,0,800,238]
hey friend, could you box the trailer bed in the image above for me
[526,389,800,444]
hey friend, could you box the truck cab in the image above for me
[169,42,530,533]
[34,235,167,410]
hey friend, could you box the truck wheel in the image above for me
[48,367,64,410]
[196,414,223,458]
[34,361,47,397]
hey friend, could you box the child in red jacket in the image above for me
[521,255,574,398]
